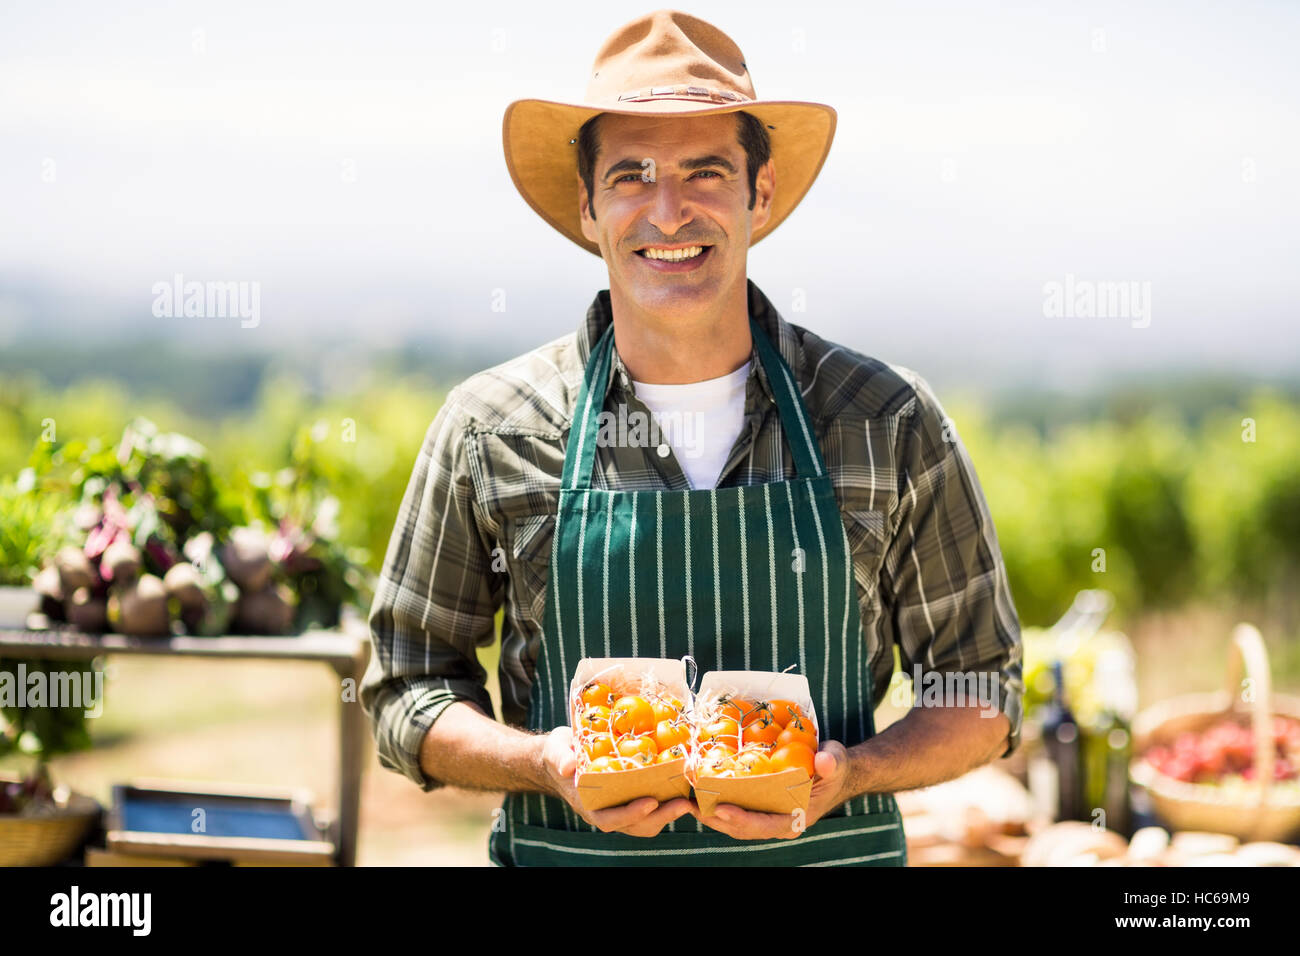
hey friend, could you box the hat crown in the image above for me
[585,9,757,106]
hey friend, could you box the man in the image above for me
[362,9,1023,866]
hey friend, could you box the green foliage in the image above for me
[950,388,1299,626]
[0,474,72,586]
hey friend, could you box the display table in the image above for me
[0,623,371,867]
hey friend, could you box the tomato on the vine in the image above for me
[578,704,611,735]
[616,735,659,762]
[587,755,633,773]
[658,744,689,763]
[742,714,782,747]
[769,742,816,778]
[765,699,805,728]
[697,739,738,759]
[651,696,685,724]
[717,695,754,721]
[611,696,656,737]
[698,717,740,748]
[734,748,774,776]
[776,715,817,751]
[696,748,737,777]
[654,718,690,752]
[579,681,614,708]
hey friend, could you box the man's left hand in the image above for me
[690,740,854,840]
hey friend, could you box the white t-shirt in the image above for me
[631,360,751,490]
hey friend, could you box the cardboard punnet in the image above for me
[691,669,819,817]
[570,657,692,812]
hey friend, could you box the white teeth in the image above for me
[641,245,704,261]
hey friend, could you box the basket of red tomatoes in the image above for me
[1129,623,1300,842]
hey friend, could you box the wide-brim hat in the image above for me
[503,9,837,257]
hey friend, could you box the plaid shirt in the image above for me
[362,279,1023,791]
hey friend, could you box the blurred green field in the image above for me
[5,365,1299,635]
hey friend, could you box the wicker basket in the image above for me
[0,783,101,867]
[1129,623,1300,843]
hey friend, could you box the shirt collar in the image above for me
[575,279,801,407]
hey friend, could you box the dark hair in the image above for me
[577,110,772,222]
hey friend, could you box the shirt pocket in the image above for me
[507,512,556,624]
[840,508,887,601]
[840,507,891,678]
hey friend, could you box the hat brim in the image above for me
[503,97,837,257]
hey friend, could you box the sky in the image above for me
[1,0,1297,392]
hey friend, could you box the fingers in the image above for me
[692,803,802,841]
[615,797,695,838]
[586,796,659,832]
[583,796,694,836]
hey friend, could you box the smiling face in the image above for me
[578,112,775,328]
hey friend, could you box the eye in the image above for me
[614,173,644,183]
[691,170,721,179]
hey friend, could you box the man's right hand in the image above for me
[541,726,693,837]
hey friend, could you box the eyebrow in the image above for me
[602,154,738,183]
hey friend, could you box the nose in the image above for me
[645,173,693,238]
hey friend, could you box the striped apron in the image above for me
[489,316,907,866]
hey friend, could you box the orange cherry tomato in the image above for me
[697,748,737,777]
[716,695,754,721]
[654,718,690,752]
[583,735,615,760]
[651,696,684,724]
[698,717,740,748]
[741,704,775,728]
[776,715,818,751]
[579,681,614,708]
[616,735,659,761]
[742,714,782,747]
[734,748,774,776]
[769,742,817,778]
[611,696,656,737]
[697,739,738,758]
[765,700,805,728]
[658,744,689,763]
[578,704,611,735]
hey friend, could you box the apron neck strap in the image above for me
[563,315,827,490]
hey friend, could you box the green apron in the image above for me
[489,315,907,866]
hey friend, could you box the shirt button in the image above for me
[620,371,629,388]
[656,442,670,458]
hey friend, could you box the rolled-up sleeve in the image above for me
[881,371,1024,757]
[361,388,503,791]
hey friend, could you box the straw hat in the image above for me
[502,9,837,257]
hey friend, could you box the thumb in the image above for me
[548,726,577,775]
[814,744,843,781]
